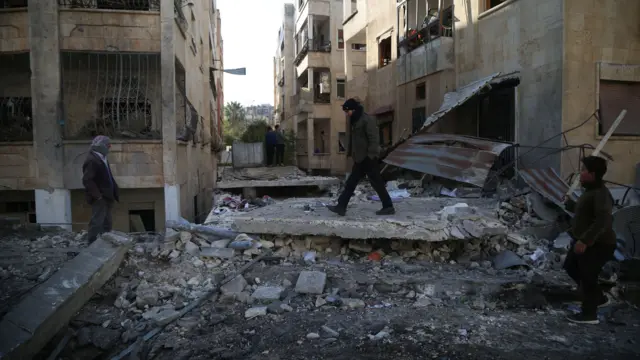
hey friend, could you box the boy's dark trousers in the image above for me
[563,241,615,316]
[275,144,285,164]
[265,144,275,165]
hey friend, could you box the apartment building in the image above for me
[274,3,296,131]
[0,0,224,231]
[289,0,365,175]
[344,0,639,185]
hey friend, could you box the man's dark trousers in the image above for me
[87,198,113,243]
[265,144,275,165]
[563,241,615,316]
[337,157,392,209]
[275,144,285,164]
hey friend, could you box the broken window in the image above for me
[411,107,425,133]
[0,97,33,142]
[598,80,640,136]
[352,43,366,51]
[378,37,392,68]
[338,132,346,153]
[378,114,393,147]
[416,82,426,100]
[336,79,346,99]
[338,29,345,50]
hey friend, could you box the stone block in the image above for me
[295,271,326,295]
[251,286,284,302]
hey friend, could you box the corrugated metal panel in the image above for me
[613,205,640,259]
[519,168,579,212]
[232,141,264,168]
[383,134,514,187]
[420,72,501,130]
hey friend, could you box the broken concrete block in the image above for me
[180,231,193,243]
[251,286,284,302]
[506,233,529,245]
[100,231,132,246]
[184,241,200,256]
[245,306,267,319]
[210,239,232,248]
[220,275,247,295]
[341,298,365,309]
[200,247,234,259]
[295,271,327,295]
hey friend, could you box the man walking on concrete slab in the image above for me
[82,135,119,243]
[275,124,286,166]
[265,126,277,166]
[563,156,616,324]
[327,98,395,216]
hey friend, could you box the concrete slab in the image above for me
[217,177,340,189]
[229,198,507,241]
[0,235,132,360]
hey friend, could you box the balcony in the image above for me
[293,14,330,71]
[342,0,366,43]
[398,4,453,55]
[57,0,161,52]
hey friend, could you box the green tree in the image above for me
[223,101,247,146]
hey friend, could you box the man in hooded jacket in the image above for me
[82,135,119,243]
[327,98,395,216]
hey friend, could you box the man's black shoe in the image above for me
[566,312,599,324]
[327,205,346,216]
[376,207,395,215]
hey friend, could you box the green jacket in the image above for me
[347,112,380,163]
[565,183,616,246]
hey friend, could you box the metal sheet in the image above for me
[383,134,514,187]
[519,168,579,212]
[613,205,640,259]
[420,72,501,130]
[232,141,264,168]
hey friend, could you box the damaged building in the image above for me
[338,0,639,185]
[0,0,225,231]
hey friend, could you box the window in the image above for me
[416,82,426,100]
[338,29,345,50]
[411,107,426,133]
[338,132,346,153]
[483,0,509,11]
[96,0,150,10]
[2,0,27,8]
[352,44,366,51]
[336,79,346,99]
[378,37,391,68]
[598,80,640,136]
[100,99,152,128]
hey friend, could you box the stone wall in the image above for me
[0,9,29,52]
[0,143,36,190]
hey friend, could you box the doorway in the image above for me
[129,209,155,232]
[478,86,516,178]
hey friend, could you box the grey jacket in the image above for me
[275,130,286,145]
[347,112,380,163]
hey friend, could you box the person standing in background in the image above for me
[82,135,119,243]
[265,126,277,166]
[275,124,286,166]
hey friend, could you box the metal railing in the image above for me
[60,52,162,140]
[294,38,331,65]
[57,0,160,10]
[399,5,453,54]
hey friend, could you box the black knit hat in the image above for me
[342,98,359,111]
[582,156,607,179]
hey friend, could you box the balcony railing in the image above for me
[58,0,160,10]
[398,5,453,55]
[294,38,331,66]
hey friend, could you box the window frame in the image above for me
[378,36,392,69]
[597,79,640,137]
[337,29,345,50]
[336,78,346,99]
[415,82,426,100]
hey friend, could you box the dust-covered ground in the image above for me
[43,234,640,360]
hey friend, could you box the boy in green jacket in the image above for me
[563,156,616,324]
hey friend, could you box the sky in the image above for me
[218,0,288,107]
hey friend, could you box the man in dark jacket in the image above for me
[274,124,286,166]
[563,155,616,324]
[327,98,394,216]
[82,135,119,243]
[265,126,277,166]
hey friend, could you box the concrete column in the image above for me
[29,0,72,230]
[306,117,314,167]
[344,40,353,81]
[161,0,180,222]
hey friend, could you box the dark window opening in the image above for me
[2,0,28,8]
[98,99,152,136]
[336,79,346,98]
[351,43,366,51]
[338,29,345,50]
[378,118,393,147]
[129,209,155,232]
[411,107,426,133]
[598,80,640,136]
[96,0,150,10]
[378,37,392,68]
[338,132,346,153]
[416,82,426,100]
[484,0,509,10]
[0,96,33,142]
[1,201,35,213]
